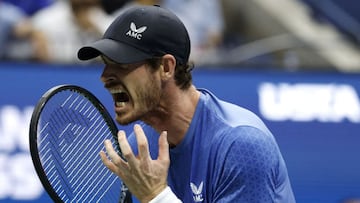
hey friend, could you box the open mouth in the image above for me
[110,89,130,107]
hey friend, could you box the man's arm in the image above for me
[211,126,295,202]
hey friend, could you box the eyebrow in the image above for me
[101,55,146,69]
[101,55,117,64]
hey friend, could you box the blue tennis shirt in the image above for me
[128,89,295,203]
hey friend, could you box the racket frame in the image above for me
[29,84,120,203]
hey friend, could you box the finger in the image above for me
[117,130,137,166]
[103,139,127,167]
[100,150,127,179]
[158,131,169,162]
[134,124,150,161]
[99,150,117,172]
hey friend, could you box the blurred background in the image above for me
[0,0,360,202]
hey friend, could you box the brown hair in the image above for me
[146,57,194,90]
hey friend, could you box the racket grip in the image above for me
[119,182,132,203]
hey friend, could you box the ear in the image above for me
[160,54,176,81]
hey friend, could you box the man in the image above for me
[77,5,295,203]
[31,0,111,63]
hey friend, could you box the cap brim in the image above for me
[77,38,152,64]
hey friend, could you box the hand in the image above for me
[100,124,170,203]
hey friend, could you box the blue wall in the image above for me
[0,63,359,203]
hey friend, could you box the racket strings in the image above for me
[37,90,121,202]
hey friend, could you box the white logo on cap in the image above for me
[126,22,147,40]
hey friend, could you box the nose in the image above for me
[100,66,116,84]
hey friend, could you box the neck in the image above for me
[142,85,200,146]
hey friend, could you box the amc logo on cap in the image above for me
[126,22,147,40]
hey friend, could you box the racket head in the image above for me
[29,84,125,203]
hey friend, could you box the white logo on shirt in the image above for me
[126,22,147,40]
[190,181,204,202]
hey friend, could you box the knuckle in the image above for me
[122,151,133,159]
[138,140,147,148]
[112,157,121,165]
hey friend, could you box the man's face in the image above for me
[100,58,162,125]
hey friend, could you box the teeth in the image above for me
[110,88,125,94]
[116,102,126,107]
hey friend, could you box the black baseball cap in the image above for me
[77,5,190,65]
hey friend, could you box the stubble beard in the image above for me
[115,74,162,125]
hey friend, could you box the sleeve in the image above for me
[211,126,289,203]
[149,186,182,203]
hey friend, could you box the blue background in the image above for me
[0,62,359,203]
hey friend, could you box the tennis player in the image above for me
[78,5,295,203]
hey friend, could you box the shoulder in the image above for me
[209,126,288,202]
[212,125,280,164]
[199,89,272,134]
[223,126,280,166]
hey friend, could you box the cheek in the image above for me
[128,72,158,97]
[139,75,162,105]
[138,70,162,90]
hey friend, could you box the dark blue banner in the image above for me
[0,63,359,203]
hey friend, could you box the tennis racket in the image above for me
[29,84,132,203]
